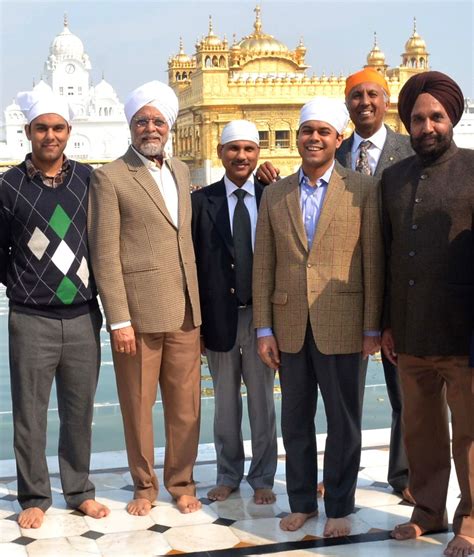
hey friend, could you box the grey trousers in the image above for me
[206,306,277,490]
[8,308,102,511]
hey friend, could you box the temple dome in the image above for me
[50,15,84,59]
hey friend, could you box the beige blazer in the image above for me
[253,162,383,355]
[88,146,201,333]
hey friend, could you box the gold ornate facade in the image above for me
[168,8,429,185]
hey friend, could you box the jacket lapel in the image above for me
[311,163,346,252]
[285,173,308,252]
[375,126,398,177]
[124,147,175,228]
[206,179,234,257]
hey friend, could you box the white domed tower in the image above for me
[44,14,91,107]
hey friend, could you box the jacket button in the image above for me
[230,288,235,294]
[412,224,418,230]
[307,263,312,268]
[408,279,415,286]
[420,174,428,180]
[409,251,416,257]
[231,263,235,269]
[415,197,422,203]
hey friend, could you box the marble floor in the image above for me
[0,429,460,556]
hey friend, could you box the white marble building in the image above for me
[0,16,130,163]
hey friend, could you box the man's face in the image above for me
[25,113,70,165]
[217,140,260,186]
[297,120,343,172]
[130,104,169,157]
[346,82,389,137]
[409,92,453,162]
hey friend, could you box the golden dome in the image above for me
[175,37,191,63]
[238,6,288,55]
[405,18,427,53]
[202,16,222,47]
[367,33,386,65]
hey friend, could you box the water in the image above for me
[0,286,392,460]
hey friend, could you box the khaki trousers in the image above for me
[398,354,474,536]
[113,303,201,502]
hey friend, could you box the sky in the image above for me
[0,0,473,111]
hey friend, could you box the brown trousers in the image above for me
[113,304,201,502]
[398,354,474,536]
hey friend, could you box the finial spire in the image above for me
[208,15,214,35]
[254,5,262,35]
[179,36,184,53]
[373,31,378,47]
[102,70,105,80]
[64,13,68,28]
[413,16,417,34]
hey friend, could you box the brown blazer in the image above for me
[88,146,201,333]
[253,162,384,355]
[382,143,474,356]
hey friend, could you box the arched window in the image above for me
[205,56,212,68]
[212,56,218,67]
[219,56,226,67]
[176,72,181,81]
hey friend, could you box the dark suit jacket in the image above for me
[191,177,264,351]
[382,143,474,356]
[336,125,413,176]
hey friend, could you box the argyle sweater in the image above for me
[0,158,98,318]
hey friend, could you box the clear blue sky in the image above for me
[1,0,472,110]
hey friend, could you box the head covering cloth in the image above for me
[124,80,179,127]
[398,71,464,131]
[16,90,75,124]
[345,68,390,98]
[299,97,349,134]
[220,120,260,146]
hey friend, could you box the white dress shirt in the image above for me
[350,125,387,174]
[224,174,258,250]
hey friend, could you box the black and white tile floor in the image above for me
[0,430,460,556]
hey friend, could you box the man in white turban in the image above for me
[88,81,202,515]
[0,89,109,528]
[253,97,384,537]
[191,120,277,504]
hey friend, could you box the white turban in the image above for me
[16,90,75,124]
[220,120,260,146]
[124,80,179,127]
[299,97,349,134]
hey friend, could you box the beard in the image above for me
[410,126,453,164]
[136,141,164,157]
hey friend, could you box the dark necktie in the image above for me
[232,189,253,305]
[355,140,372,175]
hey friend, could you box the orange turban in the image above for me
[345,68,390,97]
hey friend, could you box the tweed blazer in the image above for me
[88,146,201,333]
[382,143,474,356]
[253,162,384,355]
[336,125,413,176]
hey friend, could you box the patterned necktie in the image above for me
[355,140,372,175]
[232,189,253,305]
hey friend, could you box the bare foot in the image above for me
[254,488,276,505]
[18,507,44,529]
[317,481,325,498]
[177,494,202,514]
[324,516,351,537]
[444,534,474,557]
[77,499,110,519]
[127,498,152,516]
[391,521,425,540]
[280,510,318,531]
[401,487,416,505]
[207,485,235,501]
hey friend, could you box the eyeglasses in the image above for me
[132,118,168,129]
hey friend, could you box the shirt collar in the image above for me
[299,161,335,188]
[25,152,71,182]
[224,173,255,198]
[352,125,387,153]
[132,145,169,170]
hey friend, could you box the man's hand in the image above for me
[257,335,280,370]
[111,325,136,356]
[381,328,397,365]
[362,334,381,359]
[256,161,280,185]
